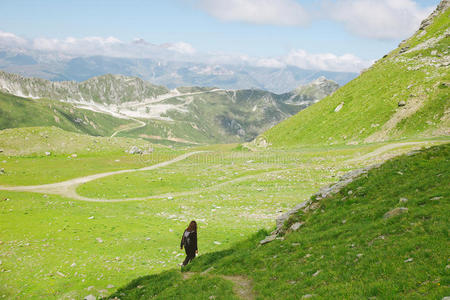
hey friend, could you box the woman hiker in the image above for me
[180,220,198,266]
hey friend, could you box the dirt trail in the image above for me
[1,141,444,202]
[346,140,445,163]
[0,151,204,201]
[182,272,255,300]
[111,118,146,138]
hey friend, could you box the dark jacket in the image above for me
[180,230,197,251]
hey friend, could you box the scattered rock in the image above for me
[334,102,344,112]
[127,146,143,154]
[84,295,96,300]
[71,154,77,158]
[399,46,410,53]
[45,151,51,156]
[167,196,173,200]
[107,284,115,289]
[96,237,103,243]
[399,197,408,203]
[302,294,314,299]
[71,263,76,267]
[441,297,450,300]
[356,253,363,258]
[146,237,151,241]
[0,149,3,153]
[0,168,4,174]
[430,196,442,201]
[431,50,437,55]
[404,258,413,263]
[56,271,66,277]
[342,219,347,224]
[260,235,277,245]
[88,216,94,220]
[87,286,95,291]
[398,100,406,107]
[312,270,321,277]
[384,207,408,219]
[213,241,221,245]
[290,222,303,231]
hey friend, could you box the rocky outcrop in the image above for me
[260,163,381,245]
[0,71,169,105]
[419,0,449,30]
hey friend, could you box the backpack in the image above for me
[183,231,192,247]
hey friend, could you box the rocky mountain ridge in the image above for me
[0,71,339,144]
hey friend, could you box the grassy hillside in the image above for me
[262,4,449,148]
[109,143,449,299]
[117,88,314,144]
[0,91,131,137]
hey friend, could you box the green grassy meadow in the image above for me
[0,128,446,299]
[111,143,450,299]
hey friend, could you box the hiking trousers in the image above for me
[183,248,196,266]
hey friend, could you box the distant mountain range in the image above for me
[0,71,339,144]
[0,49,356,93]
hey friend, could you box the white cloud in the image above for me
[162,42,196,55]
[283,49,372,72]
[197,0,310,26]
[28,36,197,59]
[252,58,286,68]
[324,0,434,39]
[0,30,371,73]
[196,0,435,40]
[0,30,27,47]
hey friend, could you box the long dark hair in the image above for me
[186,220,197,232]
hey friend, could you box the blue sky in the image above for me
[0,0,441,72]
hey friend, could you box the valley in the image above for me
[1,128,445,299]
[0,1,449,299]
[0,72,339,145]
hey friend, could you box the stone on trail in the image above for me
[383,207,408,219]
[398,100,406,107]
